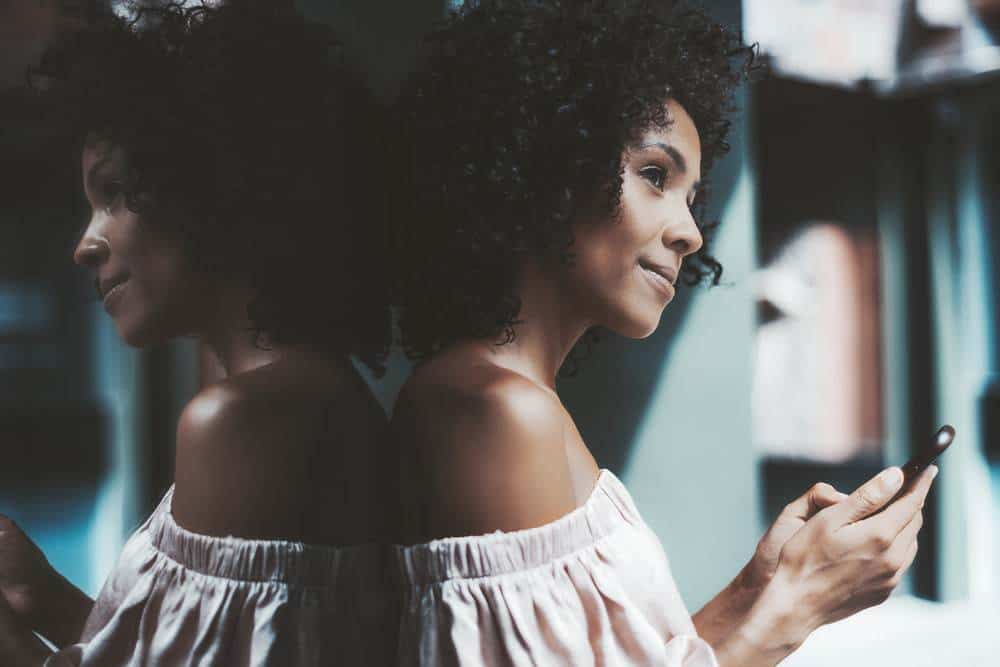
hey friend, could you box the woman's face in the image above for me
[564,99,704,338]
[74,138,212,346]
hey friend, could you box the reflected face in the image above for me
[74,138,211,346]
[563,99,704,338]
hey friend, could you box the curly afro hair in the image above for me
[392,0,754,360]
[28,0,390,371]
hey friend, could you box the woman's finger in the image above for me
[824,467,904,526]
[782,483,848,522]
[895,539,920,581]
[881,510,923,570]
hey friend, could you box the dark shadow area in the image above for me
[299,0,446,100]
[0,405,106,485]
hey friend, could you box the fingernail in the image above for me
[879,467,903,488]
[930,465,939,480]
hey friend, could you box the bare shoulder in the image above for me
[393,357,577,539]
[395,358,562,438]
[172,360,385,540]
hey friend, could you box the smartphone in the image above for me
[891,424,955,502]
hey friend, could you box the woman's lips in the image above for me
[640,265,675,299]
[102,279,128,312]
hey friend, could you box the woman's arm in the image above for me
[692,562,762,650]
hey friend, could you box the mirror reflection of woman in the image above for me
[389,2,936,665]
[0,2,393,664]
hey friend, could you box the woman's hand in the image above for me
[0,515,55,622]
[772,466,935,626]
[694,482,846,648]
[714,465,937,667]
[748,482,848,590]
[0,515,92,647]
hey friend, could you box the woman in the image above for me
[0,2,394,664]
[390,2,935,665]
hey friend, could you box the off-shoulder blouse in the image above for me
[43,471,717,665]
[45,486,398,666]
[395,469,719,666]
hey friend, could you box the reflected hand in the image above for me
[0,591,51,666]
[0,516,56,623]
[0,516,92,647]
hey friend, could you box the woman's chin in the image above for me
[629,321,662,340]
[114,317,168,348]
[606,310,664,340]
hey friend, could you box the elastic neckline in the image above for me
[143,486,390,586]
[396,469,642,584]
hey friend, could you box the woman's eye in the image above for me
[102,181,123,202]
[639,166,666,190]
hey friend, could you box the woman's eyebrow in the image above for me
[639,142,686,173]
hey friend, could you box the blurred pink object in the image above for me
[753,224,883,462]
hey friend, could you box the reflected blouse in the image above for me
[45,486,398,666]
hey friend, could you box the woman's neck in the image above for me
[475,260,592,391]
[197,284,287,378]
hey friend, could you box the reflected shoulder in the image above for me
[172,375,332,540]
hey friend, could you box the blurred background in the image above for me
[1,0,998,663]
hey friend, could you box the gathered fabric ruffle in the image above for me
[46,486,400,667]
[46,472,717,666]
[395,470,719,667]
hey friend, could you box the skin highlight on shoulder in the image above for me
[393,351,579,542]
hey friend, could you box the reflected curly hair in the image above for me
[393,0,754,360]
[31,0,390,370]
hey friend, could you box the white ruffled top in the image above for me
[396,470,719,666]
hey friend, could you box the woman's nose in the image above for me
[662,205,703,258]
[73,218,111,269]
